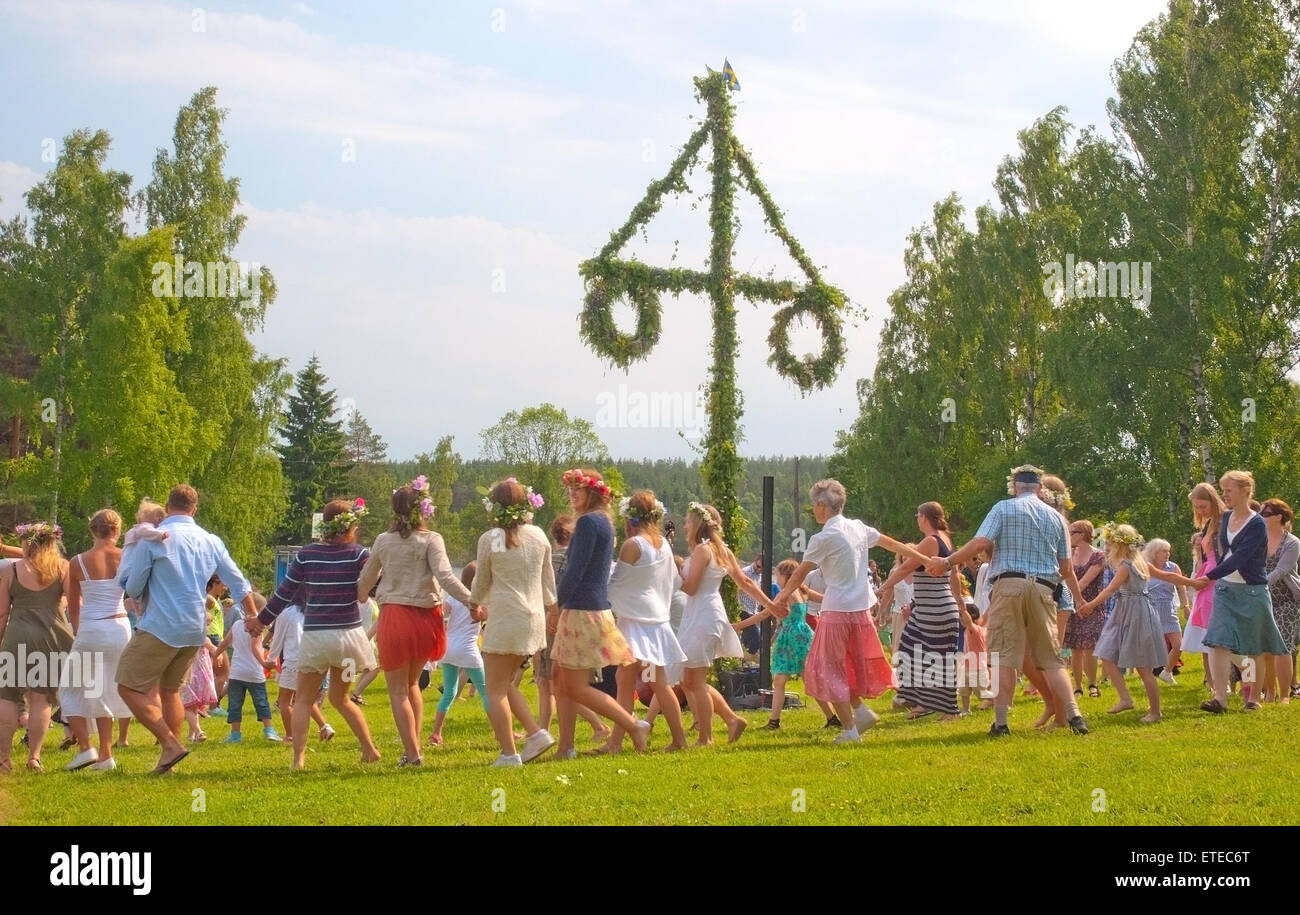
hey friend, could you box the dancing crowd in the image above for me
[0,462,1293,774]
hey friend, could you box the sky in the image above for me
[0,0,1171,462]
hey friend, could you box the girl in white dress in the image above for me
[673,503,776,747]
[601,491,689,753]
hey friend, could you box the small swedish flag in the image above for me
[723,58,740,91]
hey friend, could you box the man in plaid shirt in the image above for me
[926,466,1089,737]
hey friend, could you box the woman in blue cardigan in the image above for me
[1196,470,1288,713]
[549,469,648,758]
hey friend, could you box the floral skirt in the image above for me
[552,609,635,672]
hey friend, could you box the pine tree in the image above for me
[277,356,351,543]
[343,406,388,464]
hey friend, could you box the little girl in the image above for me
[734,559,818,730]
[216,594,284,742]
[181,605,220,742]
[1080,524,1200,723]
[956,602,990,714]
[121,500,167,619]
[267,603,334,743]
[430,563,489,747]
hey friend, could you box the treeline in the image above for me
[1,88,286,574]
[830,0,1300,573]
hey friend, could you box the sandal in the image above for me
[58,735,77,752]
[1244,700,1262,711]
[26,758,42,772]
[349,693,365,706]
[1073,688,1084,697]
[1088,685,1101,698]
[906,708,935,720]
[1200,698,1228,714]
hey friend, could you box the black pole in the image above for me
[760,475,774,694]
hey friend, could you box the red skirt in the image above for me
[802,610,895,703]
[377,603,446,672]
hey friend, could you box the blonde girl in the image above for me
[735,558,818,729]
[673,503,775,746]
[1080,525,1198,722]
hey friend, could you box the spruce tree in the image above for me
[277,356,351,543]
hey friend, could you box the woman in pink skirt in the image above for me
[771,479,935,744]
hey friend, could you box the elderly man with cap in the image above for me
[925,465,1089,736]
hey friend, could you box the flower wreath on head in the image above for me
[391,475,437,529]
[619,495,666,527]
[15,521,62,545]
[1006,464,1047,497]
[1039,486,1075,513]
[480,477,544,526]
[686,501,711,521]
[561,469,614,500]
[321,499,367,539]
[1100,522,1142,549]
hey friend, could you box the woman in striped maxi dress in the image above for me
[876,502,963,718]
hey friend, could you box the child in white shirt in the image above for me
[267,604,334,743]
[216,594,283,743]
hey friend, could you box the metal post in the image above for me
[760,475,774,693]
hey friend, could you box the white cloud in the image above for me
[291,2,314,15]
[0,161,42,221]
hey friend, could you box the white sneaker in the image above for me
[832,728,862,744]
[490,753,523,768]
[319,724,336,742]
[64,748,97,771]
[853,705,880,733]
[89,757,117,772]
[1159,670,1177,685]
[521,729,556,763]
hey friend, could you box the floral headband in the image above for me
[15,522,62,545]
[480,478,544,527]
[619,496,666,526]
[561,469,614,499]
[1039,487,1075,512]
[687,502,711,521]
[1100,523,1142,548]
[321,499,367,539]
[1006,464,1045,496]
[394,475,436,529]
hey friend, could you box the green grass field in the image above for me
[2,654,1294,826]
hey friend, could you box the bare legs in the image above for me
[118,684,187,771]
[483,653,545,758]
[554,665,647,755]
[385,660,425,762]
[678,667,744,747]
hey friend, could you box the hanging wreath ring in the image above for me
[579,262,663,369]
[766,282,846,393]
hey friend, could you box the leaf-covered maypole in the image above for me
[579,70,853,609]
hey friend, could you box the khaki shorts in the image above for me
[985,578,1065,671]
[116,629,200,693]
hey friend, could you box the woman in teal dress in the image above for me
[734,559,815,730]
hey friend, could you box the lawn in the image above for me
[2,654,1295,826]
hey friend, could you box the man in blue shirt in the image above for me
[926,466,1089,737]
[117,484,258,774]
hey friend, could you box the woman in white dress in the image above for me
[61,509,133,772]
[673,503,776,747]
[601,491,689,753]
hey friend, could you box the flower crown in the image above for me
[1006,464,1046,496]
[1100,523,1142,548]
[561,469,614,499]
[619,496,666,526]
[1040,487,1075,512]
[394,476,436,529]
[321,499,367,539]
[687,502,711,521]
[480,478,544,527]
[15,522,62,544]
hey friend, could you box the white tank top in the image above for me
[608,535,677,625]
[75,554,126,622]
